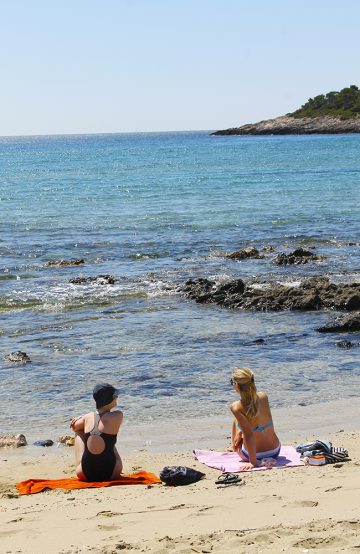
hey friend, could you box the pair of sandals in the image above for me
[215,472,243,487]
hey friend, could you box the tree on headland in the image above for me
[291,85,360,118]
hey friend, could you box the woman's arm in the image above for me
[70,415,85,433]
[230,402,259,469]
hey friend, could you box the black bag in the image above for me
[159,466,205,486]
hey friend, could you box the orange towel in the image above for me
[16,471,161,495]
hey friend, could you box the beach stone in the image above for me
[69,274,116,285]
[317,312,360,333]
[179,277,360,313]
[0,434,27,448]
[274,248,325,265]
[4,351,31,363]
[46,258,85,267]
[33,439,54,447]
[58,435,75,446]
[226,246,265,260]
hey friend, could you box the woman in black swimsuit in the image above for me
[70,383,124,481]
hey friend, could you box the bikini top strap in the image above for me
[89,412,102,436]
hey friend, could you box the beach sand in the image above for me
[1,423,359,553]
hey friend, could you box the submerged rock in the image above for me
[0,434,27,448]
[179,277,360,313]
[336,340,358,348]
[46,258,85,267]
[274,248,325,266]
[226,246,265,260]
[317,312,360,333]
[4,351,31,363]
[69,274,116,285]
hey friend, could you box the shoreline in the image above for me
[3,397,359,457]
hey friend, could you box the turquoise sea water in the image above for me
[0,132,359,438]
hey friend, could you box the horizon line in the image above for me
[0,129,215,140]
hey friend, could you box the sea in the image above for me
[0,131,359,446]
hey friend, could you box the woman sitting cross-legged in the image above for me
[229,367,281,471]
[70,383,124,481]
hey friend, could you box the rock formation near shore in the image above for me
[211,115,360,136]
[179,276,360,313]
[212,85,360,135]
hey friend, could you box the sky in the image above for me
[1,0,359,136]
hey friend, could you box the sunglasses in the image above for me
[230,378,235,386]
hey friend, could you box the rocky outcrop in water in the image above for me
[226,247,265,260]
[180,276,360,312]
[69,274,116,285]
[4,351,31,363]
[0,434,27,448]
[317,312,360,333]
[46,258,85,267]
[274,248,325,266]
[211,115,360,136]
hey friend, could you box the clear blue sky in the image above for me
[1,0,359,135]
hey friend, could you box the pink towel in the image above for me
[193,445,303,472]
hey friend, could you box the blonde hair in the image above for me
[232,367,259,421]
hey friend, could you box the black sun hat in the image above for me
[93,383,120,409]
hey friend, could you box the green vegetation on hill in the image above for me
[291,85,360,119]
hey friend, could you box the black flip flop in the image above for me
[215,472,242,485]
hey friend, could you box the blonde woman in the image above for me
[229,368,281,471]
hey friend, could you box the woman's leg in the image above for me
[110,447,123,479]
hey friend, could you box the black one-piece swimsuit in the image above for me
[81,413,117,481]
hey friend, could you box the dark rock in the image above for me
[4,351,31,363]
[262,245,275,252]
[336,340,356,348]
[345,294,360,311]
[226,247,265,260]
[179,277,360,313]
[180,278,215,304]
[274,248,324,266]
[33,440,54,447]
[317,312,360,333]
[253,338,265,344]
[46,258,85,267]
[69,274,116,285]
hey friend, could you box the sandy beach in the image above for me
[1,406,359,554]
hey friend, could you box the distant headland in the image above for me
[212,85,360,135]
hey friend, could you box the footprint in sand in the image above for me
[295,535,343,548]
[325,485,342,492]
[287,500,318,508]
